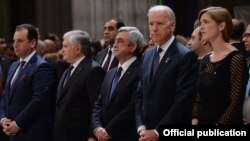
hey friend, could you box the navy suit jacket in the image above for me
[92,59,140,141]
[0,53,55,141]
[95,48,119,71]
[0,55,12,141]
[54,57,105,141]
[136,39,198,130]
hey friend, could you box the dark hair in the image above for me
[231,19,245,40]
[111,18,125,29]
[45,33,60,42]
[16,24,38,42]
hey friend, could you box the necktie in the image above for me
[63,65,74,87]
[11,61,26,87]
[152,48,162,77]
[109,67,123,100]
[103,50,112,72]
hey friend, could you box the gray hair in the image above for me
[148,5,176,22]
[63,30,92,57]
[118,26,144,57]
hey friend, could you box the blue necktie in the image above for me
[152,48,162,77]
[109,67,123,100]
[63,65,74,87]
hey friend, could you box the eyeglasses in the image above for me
[243,33,250,38]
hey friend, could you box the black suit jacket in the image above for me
[136,39,198,130]
[92,59,140,141]
[54,57,105,141]
[95,48,119,71]
[0,55,12,82]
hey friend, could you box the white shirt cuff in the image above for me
[137,125,146,133]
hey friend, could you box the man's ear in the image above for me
[130,43,137,53]
[170,21,176,33]
[30,39,37,49]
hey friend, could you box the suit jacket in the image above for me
[0,55,12,82]
[0,55,12,141]
[54,57,105,141]
[136,39,198,130]
[231,42,246,57]
[92,59,140,141]
[0,53,55,141]
[95,47,119,71]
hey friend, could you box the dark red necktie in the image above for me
[103,50,112,72]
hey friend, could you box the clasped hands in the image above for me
[1,118,20,136]
[94,127,111,141]
[139,129,159,141]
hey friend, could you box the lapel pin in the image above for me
[165,58,170,63]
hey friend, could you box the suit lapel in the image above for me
[57,58,90,102]
[108,59,139,104]
[150,40,176,86]
[9,54,37,99]
[7,62,19,100]
[105,69,116,104]
[57,70,67,97]
[145,48,156,84]
[100,48,109,64]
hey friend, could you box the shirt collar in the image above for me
[19,51,36,63]
[72,56,85,68]
[118,56,137,73]
[159,35,175,52]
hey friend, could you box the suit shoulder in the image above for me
[91,59,102,68]
[175,41,191,53]
[95,48,107,59]
[83,58,104,74]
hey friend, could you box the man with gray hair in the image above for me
[92,26,143,141]
[53,30,105,141]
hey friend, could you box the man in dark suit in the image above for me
[53,30,105,141]
[0,24,55,141]
[0,55,12,141]
[92,26,143,141]
[230,18,246,57]
[0,55,12,97]
[135,5,198,141]
[95,18,125,72]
